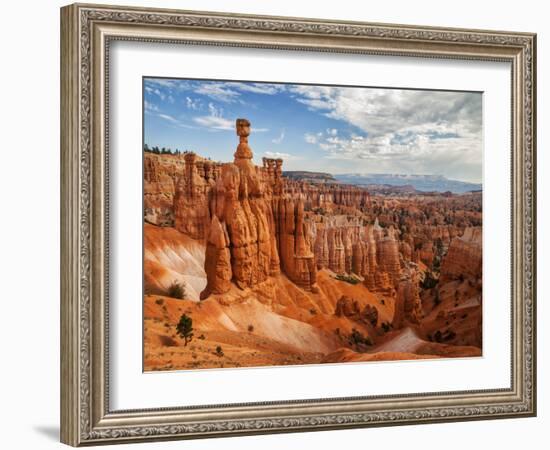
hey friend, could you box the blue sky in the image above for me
[144,78,482,183]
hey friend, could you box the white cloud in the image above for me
[317,129,481,182]
[144,100,159,113]
[293,86,482,182]
[193,116,234,130]
[292,85,481,139]
[272,129,285,144]
[152,112,197,130]
[195,83,240,103]
[304,132,323,144]
[157,113,179,124]
[144,86,166,101]
[146,79,184,90]
[208,103,221,116]
[263,151,301,160]
[193,102,234,130]
[231,82,286,95]
[185,96,201,110]
[305,133,317,144]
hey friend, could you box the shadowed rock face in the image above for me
[200,216,232,300]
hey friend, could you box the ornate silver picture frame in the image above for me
[60,3,536,446]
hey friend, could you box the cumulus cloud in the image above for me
[293,85,482,182]
[292,85,481,137]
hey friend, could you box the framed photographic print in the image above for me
[60,3,537,446]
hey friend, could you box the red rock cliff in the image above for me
[173,152,211,240]
[144,153,185,226]
[440,227,482,283]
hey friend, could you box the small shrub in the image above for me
[444,330,457,341]
[350,329,372,347]
[215,345,224,357]
[168,280,186,299]
[309,308,317,315]
[198,334,205,340]
[381,322,391,333]
[247,325,254,332]
[335,274,360,285]
[155,298,164,305]
[421,272,439,290]
[433,329,456,342]
[175,314,194,346]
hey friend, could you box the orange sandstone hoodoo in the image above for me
[197,119,319,299]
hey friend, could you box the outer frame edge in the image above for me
[60,2,536,445]
[60,3,81,447]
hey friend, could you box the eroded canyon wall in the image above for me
[144,153,185,226]
[146,119,482,337]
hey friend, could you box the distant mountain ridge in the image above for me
[333,173,481,194]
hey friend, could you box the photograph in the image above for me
[142,78,483,371]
